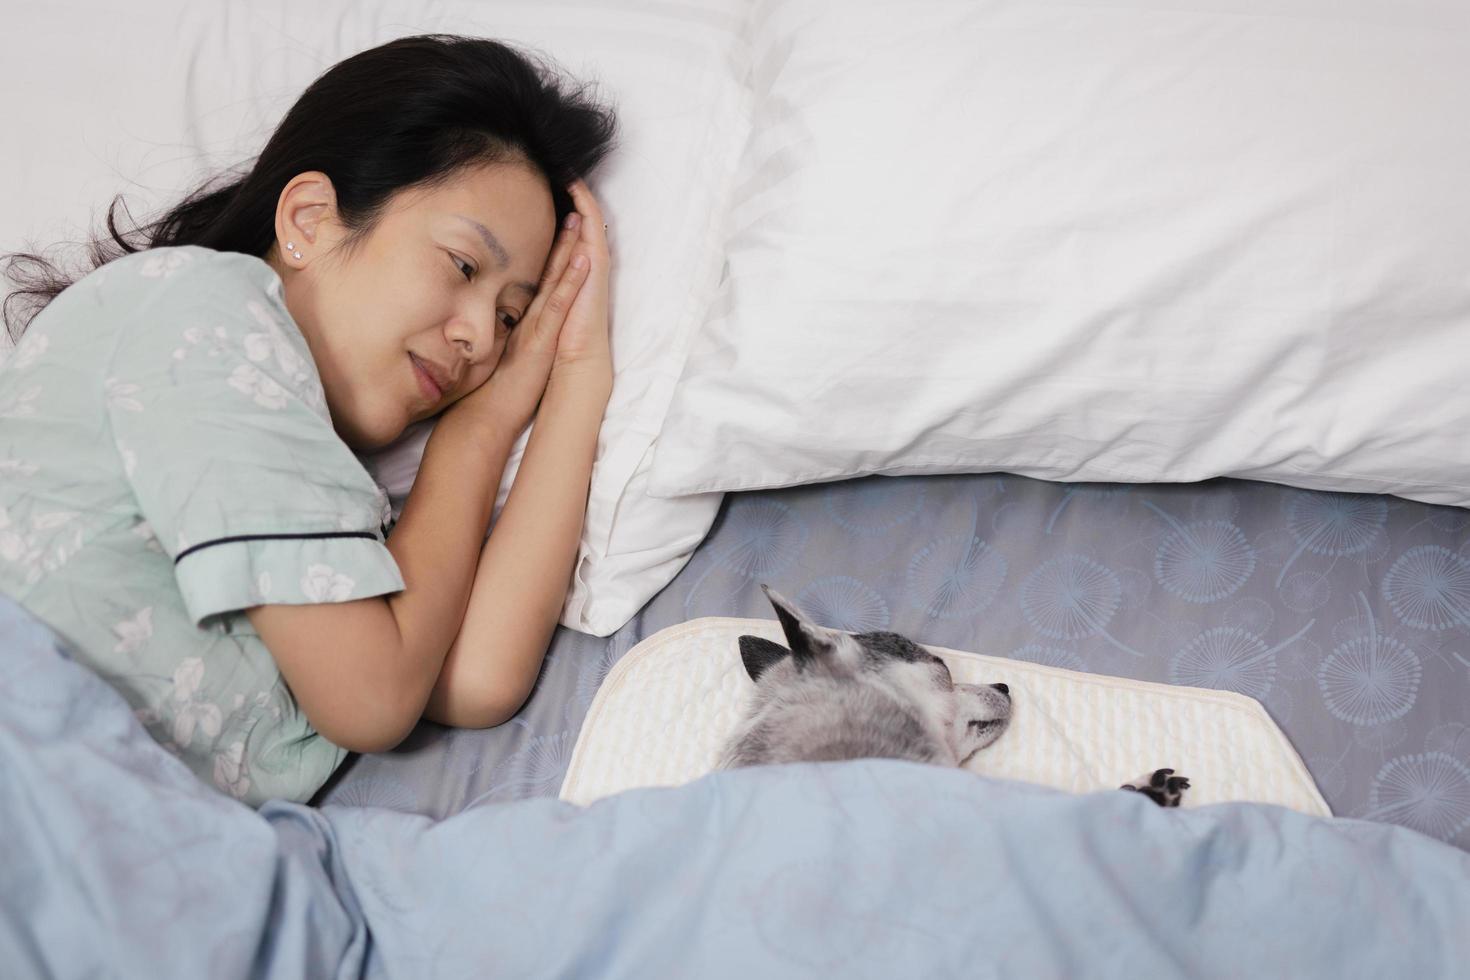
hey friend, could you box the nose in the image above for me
[990,682,1009,697]
[448,315,496,366]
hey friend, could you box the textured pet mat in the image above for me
[560,617,1331,816]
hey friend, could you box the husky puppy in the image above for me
[721,585,1191,807]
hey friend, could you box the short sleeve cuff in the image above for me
[174,532,405,627]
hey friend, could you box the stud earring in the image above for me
[286,241,302,260]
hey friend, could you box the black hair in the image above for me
[2,33,617,342]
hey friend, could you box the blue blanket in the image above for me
[3,596,1468,979]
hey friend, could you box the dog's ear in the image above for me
[760,584,842,671]
[738,635,790,682]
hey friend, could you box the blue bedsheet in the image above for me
[323,474,1470,856]
[4,595,1469,978]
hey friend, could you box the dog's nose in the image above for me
[991,682,1009,697]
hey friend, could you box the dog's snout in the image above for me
[991,683,1009,697]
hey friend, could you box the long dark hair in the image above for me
[2,34,617,342]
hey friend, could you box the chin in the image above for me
[338,410,409,454]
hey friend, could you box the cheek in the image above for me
[465,360,497,396]
[320,288,399,379]
[488,332,511,369]
[936,690,960,728]
[308,268,436,446]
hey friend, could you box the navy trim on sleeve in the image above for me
[174,531,382,566]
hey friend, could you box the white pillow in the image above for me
[648,0,1470,510]
[1,0,744,635]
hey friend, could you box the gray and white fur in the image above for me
[721,585,1191,807]
[720,585,1012,770]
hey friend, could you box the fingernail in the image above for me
[565,213,581,230]
[571,254,588,269]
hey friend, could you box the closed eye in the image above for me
[450,250,520,328]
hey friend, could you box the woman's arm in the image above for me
[421,370,611,727]
[245,211,593,754]
[422,179,613,729]
[244,407,517,752]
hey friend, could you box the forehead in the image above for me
[427,160,550,207]
[853,631,942,666]
[392,162,555,250]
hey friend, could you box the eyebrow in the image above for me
[454,214,537,300]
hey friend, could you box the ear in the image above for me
[738,635,790,682]
[760,584,840,670]
[273,170,340,263]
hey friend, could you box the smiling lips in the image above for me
[409,353,450,404]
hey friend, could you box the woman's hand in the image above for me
[548,180,612,391]
[448,203,591,434]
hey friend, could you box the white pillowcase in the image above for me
[648,0,1470,510]
[2,0,745,635]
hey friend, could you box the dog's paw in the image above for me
[1120,768,1191,808]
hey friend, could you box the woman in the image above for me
[0,34,617,805]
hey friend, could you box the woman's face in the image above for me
[268,161,557,450]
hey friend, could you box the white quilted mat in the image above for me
[560,617,1331,816]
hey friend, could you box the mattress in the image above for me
[559,616,1331,815]
[318,472,1470,852]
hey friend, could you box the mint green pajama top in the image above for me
[0,245,404,806]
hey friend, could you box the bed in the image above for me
[4,0,1470,974]
[6,587,1470,978]
[318,471,1470,852]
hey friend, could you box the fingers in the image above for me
[524,212,583,323]
[515,180,604,348]
[567,180,609,256]
[530,250,590,343]
[524,180,606,317]
[544,210,582,283]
